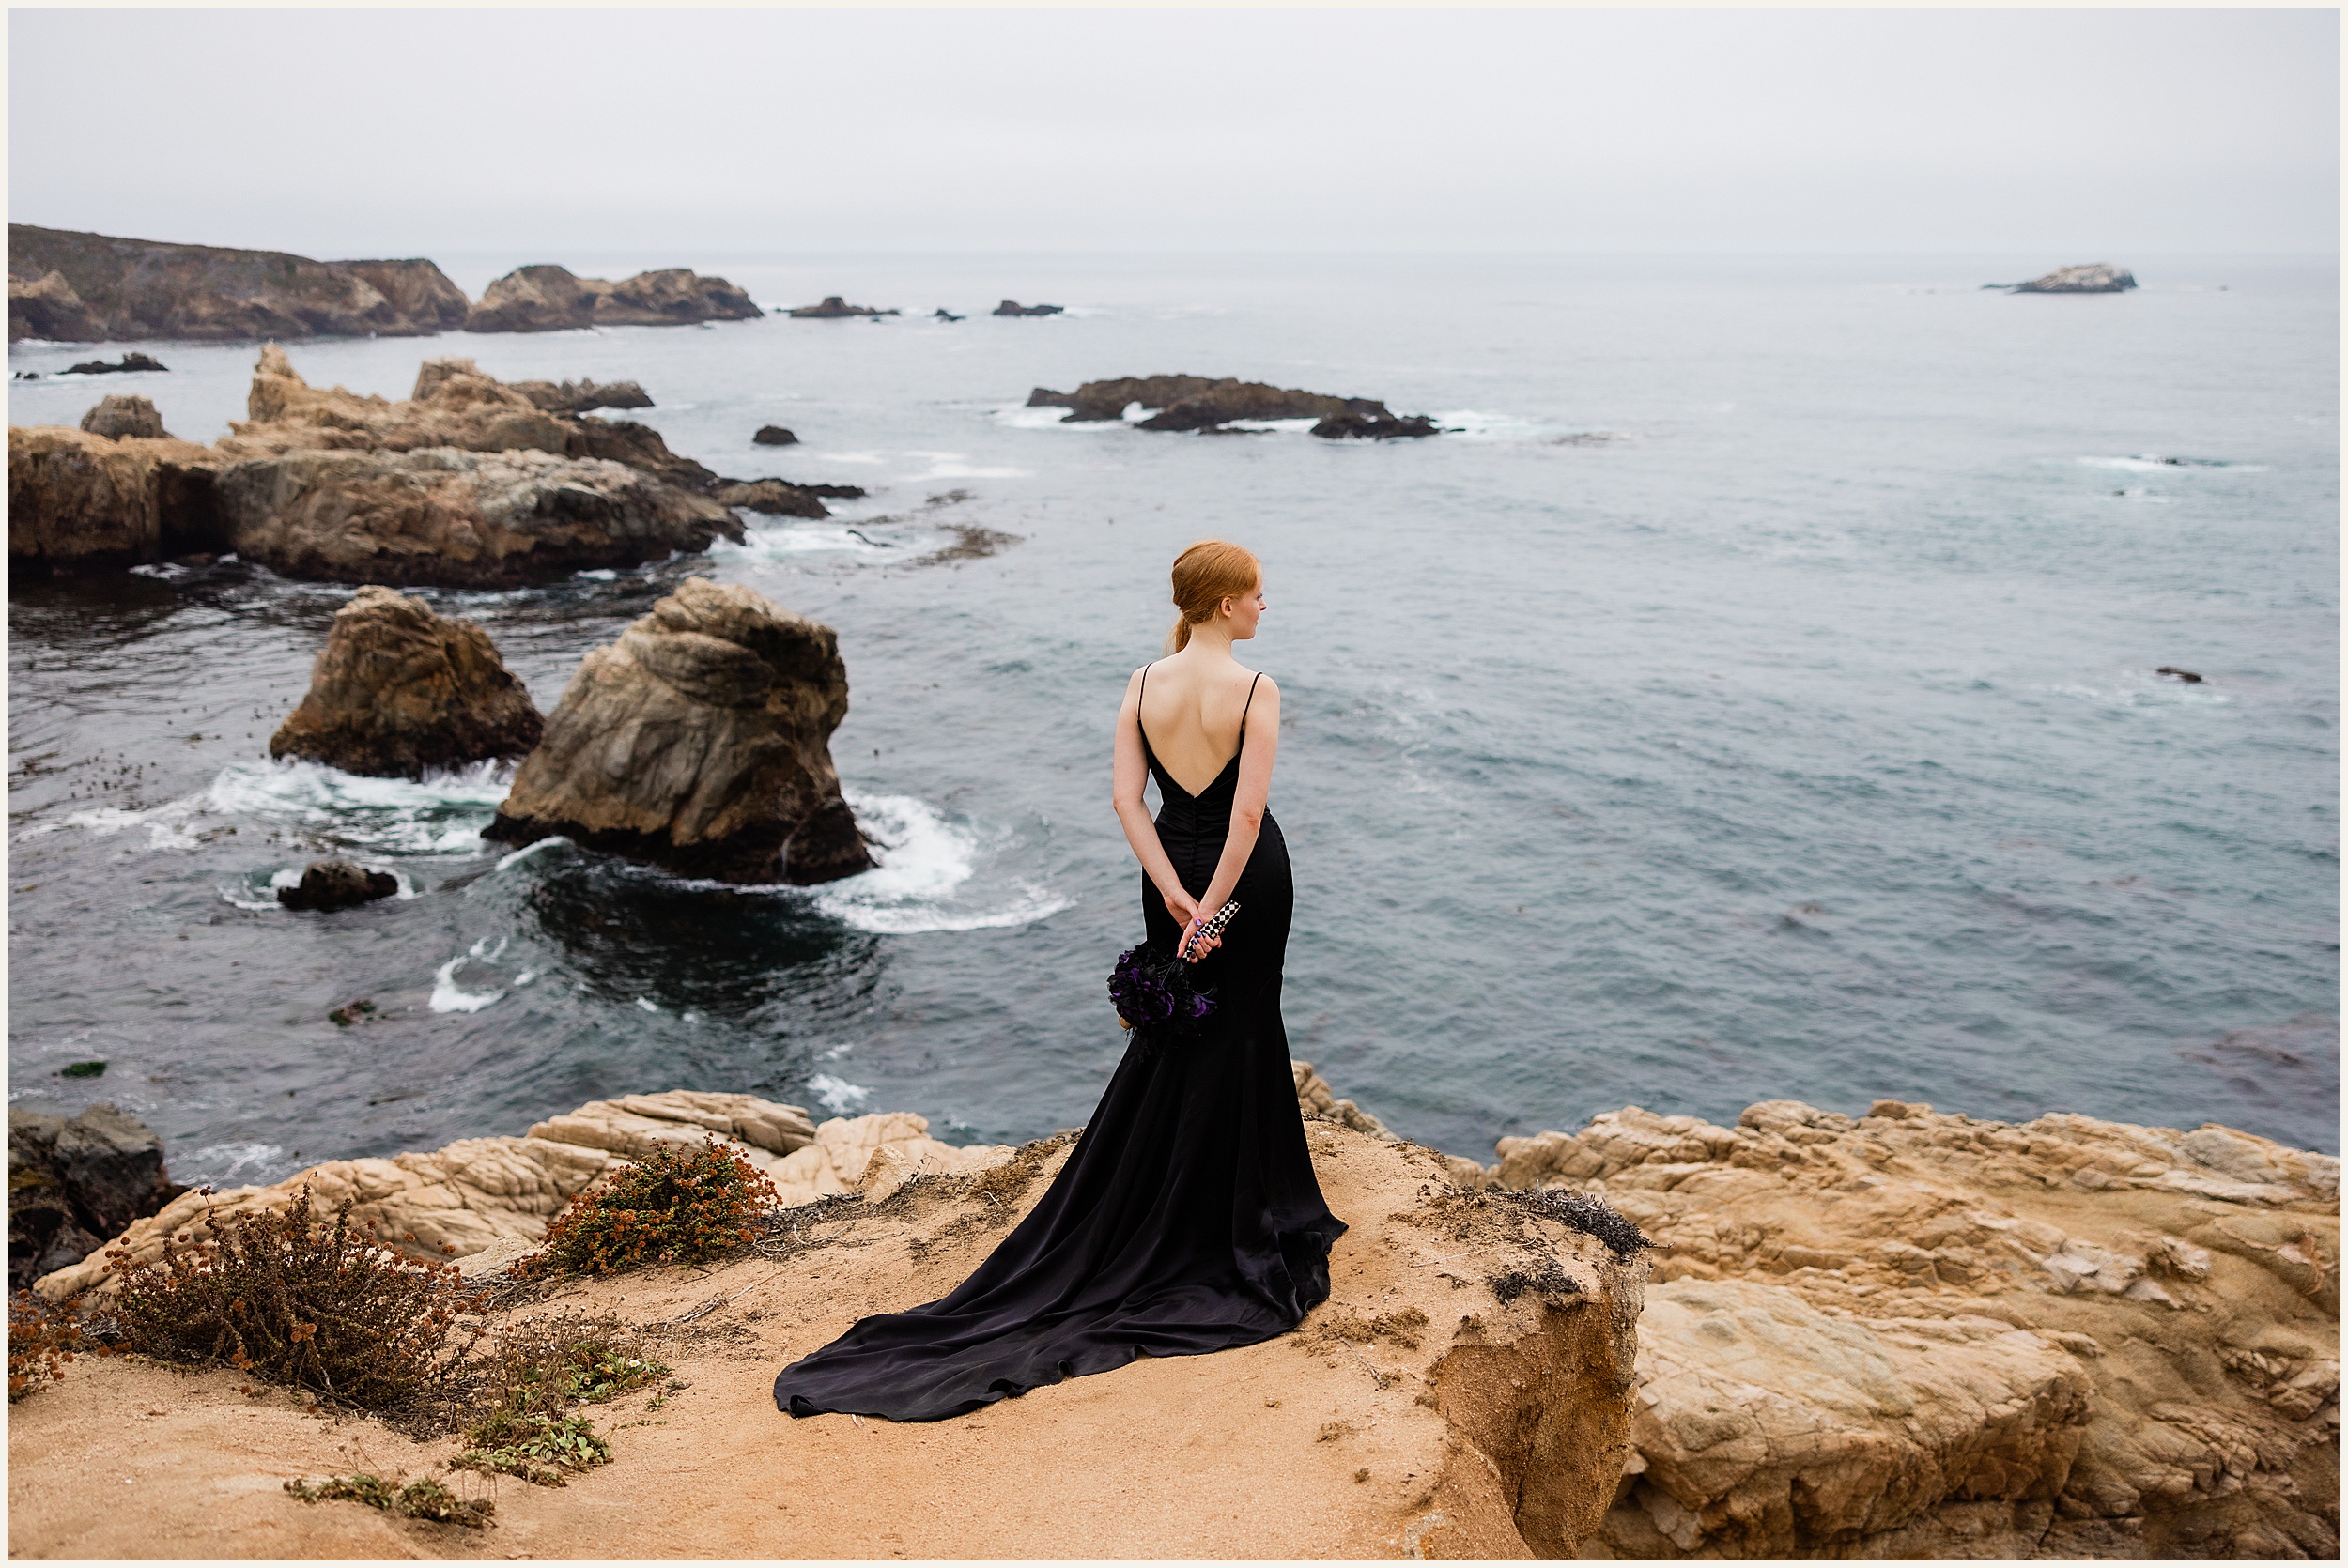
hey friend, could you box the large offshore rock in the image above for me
[6,425,225,575]
[8,1104,182,1290]
[465,263,761,332]
[1026,373,1419,432]
[2011,263,2139,294]
[7,223,462,342]
[484,577,873,884]
[1488,1099,2340,1560]
[330,257,471,331]
[211,444,738,589]
[76,394,169,440]
[269,585,543,776]
[508,377,653,414]
[223,346,577,460]
[273,858,399,912]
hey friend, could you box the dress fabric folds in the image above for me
[772,681,1346,1422]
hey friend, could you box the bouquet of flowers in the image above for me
[1107,942,1215,1057]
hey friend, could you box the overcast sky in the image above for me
[8,7,2339,259]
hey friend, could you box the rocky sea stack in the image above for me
[464,264,761,333]
[486,577,874,885]
[1027,374,1438,437]
[2005,263,2139,294]
[76,394,169,441]
[269,585,544,778]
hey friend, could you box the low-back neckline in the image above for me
[1138,662,1261,801]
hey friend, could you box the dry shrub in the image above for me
[448,1409,611,1487]
[110,1185,457,1408]
[1502,1186,1654,1260]
[482,1311,669,1417]
[8,1290,101,1402]
[523,1138,777,1277]
[286,1472,493,1529]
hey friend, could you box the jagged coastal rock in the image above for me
[332,258,471,332]
[1311,410,1441,440]
[1485,1099,2340,1559]
[8,1103,182,1289]
[485,577,874,885]
[5,425,225,575]
[61,352,167,376]
[992,299,1063,316]
[1025,374,1438,436]
[2007,263,2139,294]
[269,585,544,777]
[6,224,468,342]
[76,394,169,440]
[17,1094,1645,1559]
[785,296,899,318]
[216,445,738,589]
[230,346,576,459]
[464,264,761,332]
[508,377,654,414]
[274,859,399,912]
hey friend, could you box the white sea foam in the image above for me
[807,1073,871,1113]
[204,759,509,855]
[183,1142,287,1182]
[430,935,509,1013]
[2078,455,2264,473]
[715,523,896,561]
[1433,408,1552,442]
[811,792,1074,934]
[495,836,572,872]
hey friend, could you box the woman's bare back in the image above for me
[1137,656,1264,797]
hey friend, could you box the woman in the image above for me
[772,540,1347,1422]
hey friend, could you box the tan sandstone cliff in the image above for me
[17,1077,1644,1560]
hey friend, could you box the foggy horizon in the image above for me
[9,7,2340,264]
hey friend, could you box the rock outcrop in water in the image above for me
[785,295,899,318]
[6,425,225,575]
[6,224,469,342]
[464,264,761,332]
[2003,263,2139,294]
[1310,410,1441,440]
[752,424,798,445]
[269,585,544,777]
[992,299,1063,316]
[507,376,653,414]
[274,858,399,912]
[61,352,167,376]
[77,394,169,440]
[1480,1099,2340,1559]
[21,1084,1645,1560]
[484,577,874,885]
[8,1104,182,1290]
[1026,374,1435,435]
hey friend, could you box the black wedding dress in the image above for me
[773,669,1347,1422]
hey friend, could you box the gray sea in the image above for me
[8,252,2339,1191]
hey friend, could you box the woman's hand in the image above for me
[1162,886,1198,933]
[1181,915,1224,963]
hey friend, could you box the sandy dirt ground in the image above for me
[8,1125,1635,1560]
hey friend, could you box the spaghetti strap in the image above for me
[1237,672,1262,736]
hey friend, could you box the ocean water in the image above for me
[8,253,2339,1191]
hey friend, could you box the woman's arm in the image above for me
[1182,677,1277,960]
[1112,668,1198,930]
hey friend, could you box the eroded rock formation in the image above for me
[8,1104,182,1290]
[485,577,874,884]
[1026,374,1437,435]
[7,224,466,342]
[6,425,225,575]
[2008,263,2139,295]
[1311,410,1440,440]
[77,394,169,440]
[274,859,399,912]
[993,300,1063,316]
[1484,1099,2340,1559]
[508,377,653,413]
[785,296,898,318]
[464,265,761,332]
[213,445,738,589]
[269,585,544,777]
[332,259,471,332]
[61,352,167,376]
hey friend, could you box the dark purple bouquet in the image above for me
[1107,942,1215,1056]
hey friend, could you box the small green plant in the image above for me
[110,1185,457,1408]
[522,1138,779,1277]
[59,1060,107,1079]
[8,1291,100,1402]
[286,1473,494,1529]
[448,1409,611,1487]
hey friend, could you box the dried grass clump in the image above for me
[484,1313,669,1417]
[109,1185,458,1408]
[8,1290,102,1402]
[523,1139,778,1277]
[286,1472,493,1529]
[1503,1186,1654,1260]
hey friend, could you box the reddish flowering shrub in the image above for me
[110,1185,457,1408]
[523,1138,779,1277]
[8,1290,101,1402]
